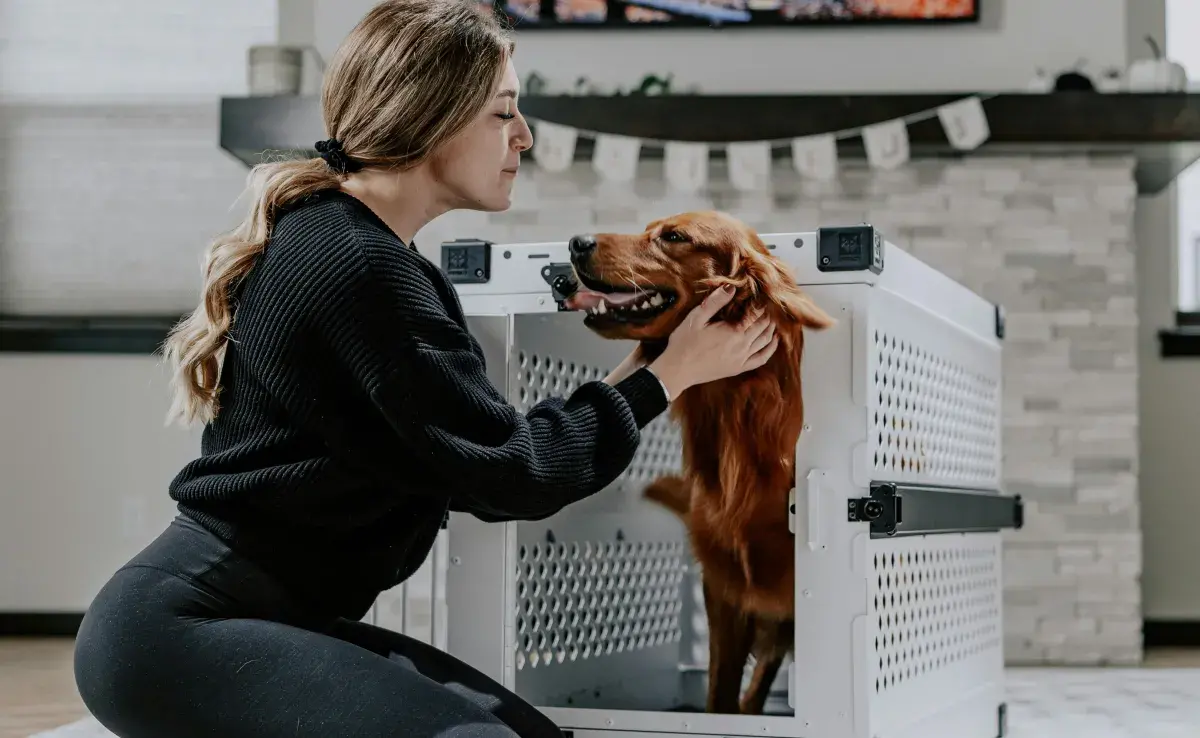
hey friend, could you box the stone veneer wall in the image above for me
[404,154,1142,666]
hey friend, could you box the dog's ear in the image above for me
[765,269,835,331]
[702,240,835,331]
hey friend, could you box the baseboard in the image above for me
[1143,619,1200,648]
[0,612,85,637]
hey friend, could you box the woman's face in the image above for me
[430,57,534,213]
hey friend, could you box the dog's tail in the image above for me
[643,475,690,518]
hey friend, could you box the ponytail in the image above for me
[162,158,341,427]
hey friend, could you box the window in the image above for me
[1169,0,1200,313]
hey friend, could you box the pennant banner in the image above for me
[532,121,577,173]
[592,134,641,183]
[937,97,991,150]
[664,141,709,193]
[791,134,839,181]
[862,118,911,171]
[525,96,989,186]
[726,141,772,192]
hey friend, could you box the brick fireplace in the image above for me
[414,153,1142,666]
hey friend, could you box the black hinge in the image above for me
[849,483,1024,538]
[995,304,1006,340]
[996,702,1007,737]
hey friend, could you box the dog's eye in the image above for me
[659,230,688,243]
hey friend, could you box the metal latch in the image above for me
[847,483,902,536]
[540,263,579,311]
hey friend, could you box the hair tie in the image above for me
[314,138,362,175]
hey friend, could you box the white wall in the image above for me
[0,356,203,611]
[0,0,277,101]
[0,0,276,612]
[313,0,1130,94]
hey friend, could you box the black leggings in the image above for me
[73,515,562,738]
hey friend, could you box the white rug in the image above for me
[30,668,1200,738]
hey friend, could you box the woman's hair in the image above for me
[163,0,512,427]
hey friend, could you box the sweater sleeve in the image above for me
[350,246,669,522]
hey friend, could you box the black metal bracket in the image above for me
[994,304,1006,340]
[816,224,884,274]
[996,702,1008,738]
[540,263,580,311]
[849,482,1024,538]
[441,238,493,284]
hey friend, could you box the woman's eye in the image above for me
[660,230,687,243]
[496,112,515,121]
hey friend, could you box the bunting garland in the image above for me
[529,95,994,191]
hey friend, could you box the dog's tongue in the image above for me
[563,289,644,311]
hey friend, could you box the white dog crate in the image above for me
[432,225,1023,738]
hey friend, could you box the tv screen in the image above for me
[483,0,979,27]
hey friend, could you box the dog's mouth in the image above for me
[562,272,677,324]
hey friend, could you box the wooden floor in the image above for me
[1,637,1199,738]
[0,639,85,738]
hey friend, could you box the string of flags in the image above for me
[528,95,993,192]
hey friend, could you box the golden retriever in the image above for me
[562,211,834,714]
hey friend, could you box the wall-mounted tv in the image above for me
[482,0,979,28]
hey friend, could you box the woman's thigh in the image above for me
[323,617,562,738]
[74,566,549,738]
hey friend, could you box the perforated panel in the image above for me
[502,315,692,711]
[514,539,686,671]
[868,533,1005,729]
[513,349,683,485]
[868,290,1002,491]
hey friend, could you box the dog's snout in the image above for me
[568,234,597,258]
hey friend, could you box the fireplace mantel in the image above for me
[219,91,1200,194]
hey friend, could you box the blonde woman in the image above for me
[72,1,777,736]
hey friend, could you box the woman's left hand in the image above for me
[603,344,646,386]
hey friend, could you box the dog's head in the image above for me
[562,211,834,344]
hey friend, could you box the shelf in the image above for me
[219,91,1200,193]
[0,315,180,354]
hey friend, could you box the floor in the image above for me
[2,638,1198,738]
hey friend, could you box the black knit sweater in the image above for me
[169,189,668,620]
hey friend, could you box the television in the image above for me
[481,0,979,28]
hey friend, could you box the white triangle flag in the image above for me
[862,118,910,171]
[937,96,990,150]
[592,134,641,183]
[791,134,839,180]
[726,141,772,191]
[532,121,577,173]
[663,141,709,193]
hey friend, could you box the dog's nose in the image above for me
[569,234,597,257]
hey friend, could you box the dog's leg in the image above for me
[740,618,793,715]
[643,474,690,517]
[703,581,755,714]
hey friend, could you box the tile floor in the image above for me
[5,638,1199,738]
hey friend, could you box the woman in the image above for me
[72,1,778,736]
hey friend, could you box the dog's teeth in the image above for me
[597,301,607,315]
[638,300,651,310]
[650,294,664,306]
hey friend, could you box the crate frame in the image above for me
[388,225,1022,738]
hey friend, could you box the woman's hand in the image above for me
[648,285,778,401]
[602,344,646,386]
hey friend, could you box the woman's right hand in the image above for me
[648,285,779,401]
